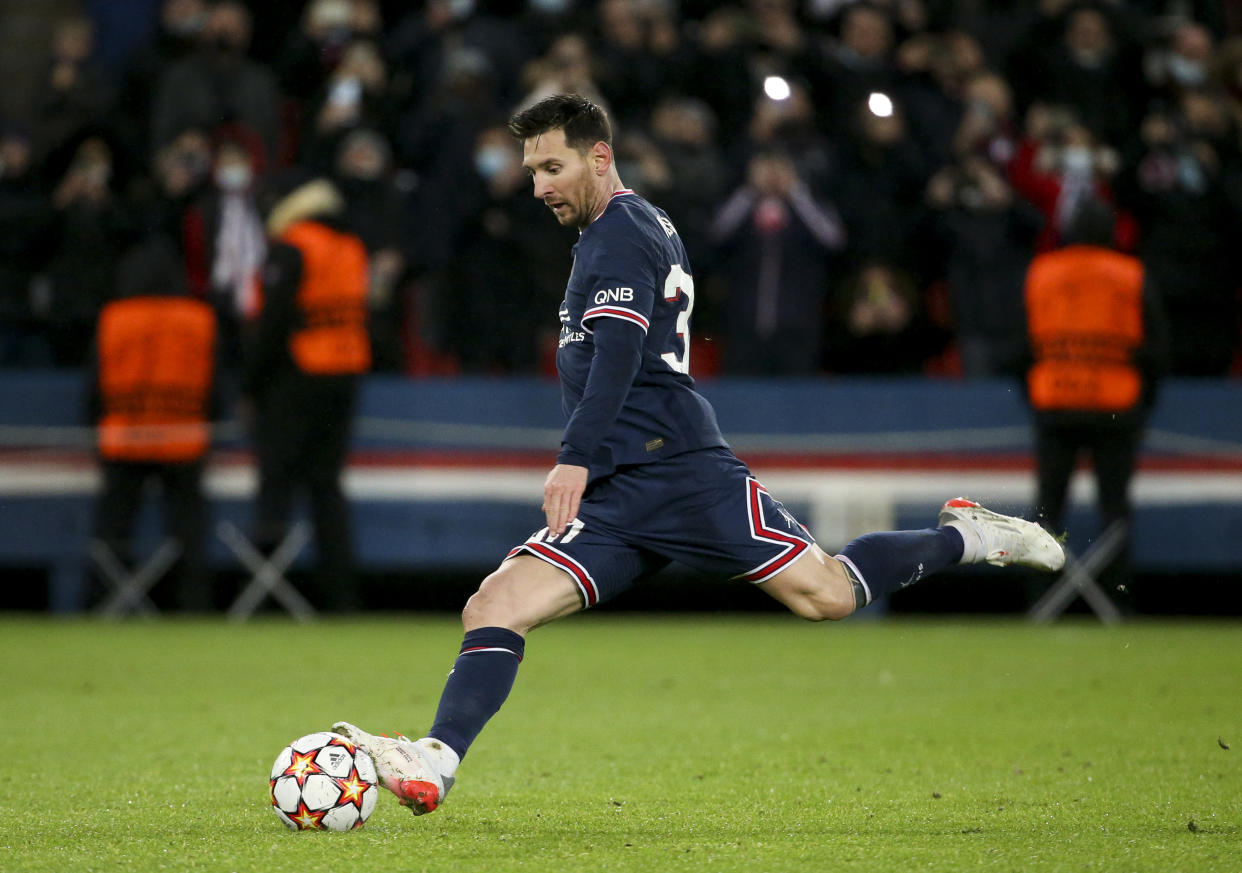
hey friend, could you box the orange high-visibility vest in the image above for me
[280,221,371,375]
[1025,245,1145,412]
[97,296,216,462]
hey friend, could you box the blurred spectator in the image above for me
[0,122,54,366]
[301,38,398,171]
[1008,103,1131,252]
[443,124,557,373]
[182,132,267,382]
[951,69,1021,167]
[1008,2,1145,149]
[1114,97,1242,375]
[681,6,759,153]
[710,148,846,375]
[925,155,1043,377]
[518,31,606,110]
[1146,19,1217,106]
[89,236,218,612]
[244,176,371,612]
[332,128,412,372]
[743,78,838,195]
[276,0,384,100]
[591,0,686,129]
[1023,197,1167,604]
[150,1,282,164]
[646,96,730,271]
[796,1,902,135]
[832,92,930,272]
[823,260,949,374]
[114,0,210,162]
[895,30,986,170]
[143,126,214,255]
[32,15,115,164]
[387,0,533,121]
[45,135,135,366]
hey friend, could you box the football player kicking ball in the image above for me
[334,94,1065,815]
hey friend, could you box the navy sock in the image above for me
[428,627,526,760]
[838,527,964,607]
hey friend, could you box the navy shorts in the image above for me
[505,446,816,608]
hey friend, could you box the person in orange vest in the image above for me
[90,236,218,611]
[242,176,370,611]
[1023,196,1167,605]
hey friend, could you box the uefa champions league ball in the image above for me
[270,732,379,831]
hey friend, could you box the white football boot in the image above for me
[331,722,457,815]
[938,497,1065,572]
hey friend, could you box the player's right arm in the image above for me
[547,316,645,534]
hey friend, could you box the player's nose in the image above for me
[531,174,554,200]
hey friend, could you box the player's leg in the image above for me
[759,524,966,620]
[423,554,582,765]
[336,556,580,814]
[761,499,1066,619]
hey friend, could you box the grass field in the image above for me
[2,615,1239,873]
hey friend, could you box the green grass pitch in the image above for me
[2,615,1239,872]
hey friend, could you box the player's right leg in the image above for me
[336,555,582,815]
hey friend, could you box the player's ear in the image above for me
[590,141,612,176]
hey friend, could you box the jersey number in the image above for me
[661,264,695,374]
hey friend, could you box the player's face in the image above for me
[521,128,604,229]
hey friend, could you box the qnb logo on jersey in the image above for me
[657,215,677,237]
[593,287,634,305]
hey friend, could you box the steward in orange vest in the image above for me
[90,237,218,611]
[242,177,371,611]
[1026,243,1146,414]
[1022,197,1167,603]
[96,296,216,462]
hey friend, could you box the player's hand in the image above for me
[543,464,588,537]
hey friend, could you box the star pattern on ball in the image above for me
[335,767,370,810]
[283,748,323,787]
[289,800,327,830]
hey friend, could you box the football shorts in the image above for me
[506,446,816,608]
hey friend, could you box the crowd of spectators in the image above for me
[1,0,1240,382]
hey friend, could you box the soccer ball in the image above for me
[269,732,379,831]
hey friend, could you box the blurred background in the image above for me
[0,0,1239,617]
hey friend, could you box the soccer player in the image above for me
[335,94,1065,815]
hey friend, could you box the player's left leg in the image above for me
[761,499,1066,619]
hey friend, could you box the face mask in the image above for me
[1166,53,1206,86]
[1061,146,1093,174]
[215,163,252,191]
[474,145,512,180]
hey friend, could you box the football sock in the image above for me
[427,627,526,761]
[837,527,965,607]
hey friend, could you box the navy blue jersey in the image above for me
[556,190,725,481]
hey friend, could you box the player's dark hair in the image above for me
[508,94,612,152]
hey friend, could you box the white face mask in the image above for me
[1166,53,1206,86]
[474,145,513,180]
[1061,146,1093,174]
[215,163,252,192]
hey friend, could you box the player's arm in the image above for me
[544,317,645,535]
